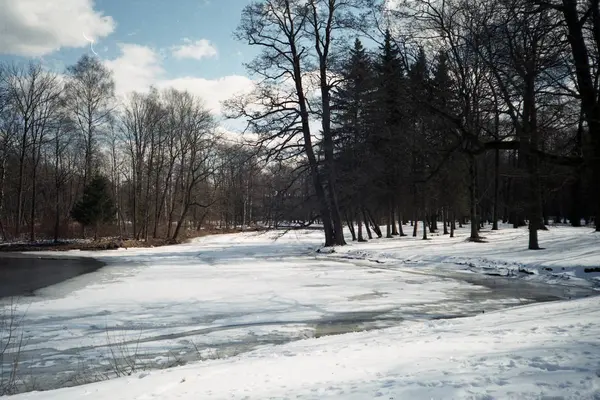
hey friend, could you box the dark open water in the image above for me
[0,254,105,298]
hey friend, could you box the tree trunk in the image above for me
[398,210,406,236]
[391,198,399,236]
[412,211,418,237]
[525,80,541,250]
[16,132,27,238]
[0,146,6,241]
[30,146,38,243]
[362,208,373,239]
[367,208,382,238]
[429,213,437,233]
[443,207,449,235]
[357,209,366,242]
[346,214,356,241]
[422,218,428,240]
[386,205,392,238]
[468,155,480,241]
[492,148,500,230]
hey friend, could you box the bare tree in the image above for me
[64,55,115,186]
[230,0,360,246]
[2,63,62,239]
[121,89,164,239]
[163,89,216,240]
[533,0,600,231]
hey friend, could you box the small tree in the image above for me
[71,175,116,240]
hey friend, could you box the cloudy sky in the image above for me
[0,0,255,125]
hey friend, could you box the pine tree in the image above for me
[430,50,466,233]
[406,47,432,236]
[331,39,376,241]
[373,30,407,237]
[71,175,117,240]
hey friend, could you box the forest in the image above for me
[0,0,598,250]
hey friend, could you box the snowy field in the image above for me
[3,224,600,399]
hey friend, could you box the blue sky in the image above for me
[91,0,250,79]
[0,0,256,118]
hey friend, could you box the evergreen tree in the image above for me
[71,175,117,240]
[429,50,466,233]
[372,30,407,237]
[331,39,376,241]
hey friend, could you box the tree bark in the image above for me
[492,148,500,230]
[468,155,480,240]
[398,210,406,236]
[362,208,373,239]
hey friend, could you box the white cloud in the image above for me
[0,0,115,56]
[171,39,218,61]
[158,76,254,114]
[104,43,165,97]
[104,43,253,117]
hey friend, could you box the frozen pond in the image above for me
[1,229,597,393]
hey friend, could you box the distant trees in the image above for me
[0,0,599,250]
[0,54,308,242]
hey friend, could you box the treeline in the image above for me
[0,57,313,242]
[2,0,599,248]
[231,0,600,249]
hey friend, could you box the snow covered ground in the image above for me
[327,224,600,289]
[12,296,600,400]
[3,224,600,398]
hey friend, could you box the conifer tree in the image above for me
[71,175,117,240]
[332,38,375,241]
[373,30,407,237]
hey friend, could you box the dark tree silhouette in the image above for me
[71,175,117,240]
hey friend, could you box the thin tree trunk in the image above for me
[16,131,27,238]
[0,146,6,241]
[346,215,356,241]
[412,211,418,237]
[429,213,437,233]
[386,206,392,238]
[30,138,39,243]
[398,210,406,236]
[492,148,500,230]
[391,198,399,236]
[468,155,480,241]
[367,208,382,238]
[443,207,449,235]
[362,208,372,239]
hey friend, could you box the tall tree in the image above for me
[230,0,357,246]
[373,30,407,238]
[64,55,115,186]
[332,38,375,241]
[535,0,600,231]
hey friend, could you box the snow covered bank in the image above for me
[323,224,600,289]
[11,295,600,399]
